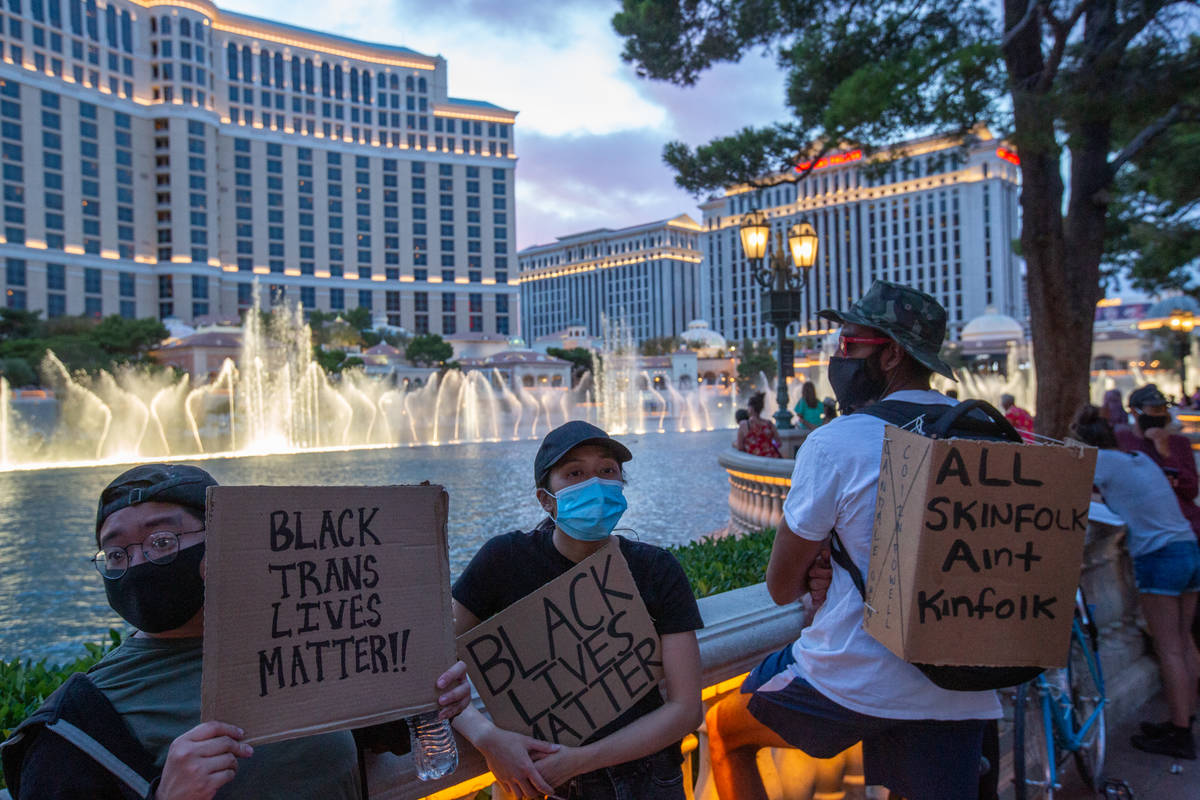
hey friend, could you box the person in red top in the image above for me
[736,392,783,458]
[1000,393,1035,443]
[1114,384,1200,539]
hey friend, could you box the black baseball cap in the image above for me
[534,421,632,487]
[1129,384,1168,409]
[96,464,218,545]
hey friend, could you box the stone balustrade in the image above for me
[365,457,1156,800]
[718,447,796,535]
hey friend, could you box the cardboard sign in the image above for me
[864,427,1097,668]
[201,485,455,745]
[456,541,663,746]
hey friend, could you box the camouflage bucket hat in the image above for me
[818,280,956,380]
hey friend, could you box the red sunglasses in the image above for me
[837,336,891,356]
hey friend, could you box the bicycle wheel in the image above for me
[1014,682,1054,800]
[1068,629,1106,789]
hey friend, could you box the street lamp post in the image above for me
[1169,313,1195,394]
[738,209,819,430]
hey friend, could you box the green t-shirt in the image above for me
[793,400,824,430]
[89,636,360,800]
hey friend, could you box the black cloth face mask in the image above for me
[828,355,888,414]
[1135,413,1169,432]
[105,543,205,633]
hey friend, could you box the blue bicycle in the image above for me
[1013,587,1107,800]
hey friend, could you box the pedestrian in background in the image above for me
[1114,384,1200,539]
[1072,405,1198,760]
[736,392,782,458]
[792,381,824,432]
[1000,393,1035,443]
[1102,389,1127,428]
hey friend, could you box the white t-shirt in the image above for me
[782,389,1002,720]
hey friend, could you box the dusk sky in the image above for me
[224,0,791,249]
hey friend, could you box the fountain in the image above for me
[0,302,734,471]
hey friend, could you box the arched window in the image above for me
[274,52,284,88]
[291,56,301,90]
[241,46,252,84]
[259,50,270,86]
[227,42,238,80]
[405,75,414,91]
[104,4,117,46]
[179,17,190,38]
[333,65,343,98]
[418,76,427,92]
[321,63,331,97]
[362,71,371,103]
[304,59,314,93]
[84,0,99,39]
[389,74,398,90]
[349,67,359,102]
[120,10,133,53]
[158,14,169,35]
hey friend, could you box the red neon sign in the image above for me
[996,147,1020,166]
[795,149,863,172]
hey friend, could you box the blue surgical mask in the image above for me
[544,477,628,541]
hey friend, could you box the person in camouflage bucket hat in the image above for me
[818,279,956,380]
[703,283,996,800]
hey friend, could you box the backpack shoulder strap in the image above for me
[828,529,866,601]
[2,672,156,799]
[854,399,938,427]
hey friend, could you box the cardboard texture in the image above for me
[865,427,1097,669]
[201,485,456,746]
[456,540,663,746]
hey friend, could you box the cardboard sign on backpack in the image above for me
[865,428,1097,669]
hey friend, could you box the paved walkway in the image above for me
[1053,693,1198,799]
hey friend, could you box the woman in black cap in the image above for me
[450,421,704,799]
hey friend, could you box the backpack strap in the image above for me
[2,672,157,799]
[828,529,866,601]
[42,719,151,798]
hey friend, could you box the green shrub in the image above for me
[0,629,123,743]
[670,528,775,598]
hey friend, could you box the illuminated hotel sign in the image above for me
[795,149,863,172]
[997,148,1020,166]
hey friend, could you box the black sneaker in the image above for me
[1140,716,1196,738]
[1131,727,1196,760]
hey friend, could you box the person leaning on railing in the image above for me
[1072,405,1199,760]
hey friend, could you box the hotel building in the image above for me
[0,0,519,337]
[518,214,703,343]
[700,130,1024,343]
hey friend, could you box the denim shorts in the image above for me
[554,744,685,800]
[742,646,985,800]
[1134,539,1200,596]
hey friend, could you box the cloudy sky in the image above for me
[224,0,790,249]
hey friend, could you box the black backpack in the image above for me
[828,398,1046,692]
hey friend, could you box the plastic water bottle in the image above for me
[409,711,458,781]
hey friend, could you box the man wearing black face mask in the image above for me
[2,464,472,800]
[1115,384,1200,540]
[706,282,1000,800]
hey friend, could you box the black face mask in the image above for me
[828,355,888,414]
[1136,413,1169,432]
[105,543,205,633]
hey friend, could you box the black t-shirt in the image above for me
[452,518,703,744]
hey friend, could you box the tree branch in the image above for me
[1034,0,1091,93]
[1001,0,1039,50]
[1109,102,1186,177]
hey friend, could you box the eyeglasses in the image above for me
[92,528,205,580]
[837,336,891,357]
